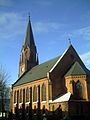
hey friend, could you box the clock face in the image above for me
[21,67,24,72]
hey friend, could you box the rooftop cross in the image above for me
[28,12,30,21]
[68,38,71,45]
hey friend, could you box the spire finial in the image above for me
[28,12,30,21]
[68,38,71,45]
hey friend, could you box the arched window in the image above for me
[14,91,16,103]
[26,87,29,102]
[70,80,76,95]
[42,83,46,101]
[33,86,37,102]
[76,80,83,99]
[20,89,22,103]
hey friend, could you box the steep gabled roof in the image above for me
[13,55,60,87]
[13,44,90,87]
[49,45,82,73]
[49,45,90,75]
[65,61,87,76]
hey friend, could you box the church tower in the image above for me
[18,16,39,77]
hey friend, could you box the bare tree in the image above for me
[0,65,10,119]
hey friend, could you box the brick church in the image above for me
[10,17,90,118]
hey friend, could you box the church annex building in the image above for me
[10,17,90,118]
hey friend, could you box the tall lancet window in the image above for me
[42,83,46,101]
[20,89,22,103]
[22,53,24,63]
[26,87,29,102]
[76,80,83,99]
[14,91,16,103]
[70,80,76,95]
[33,86,37,102]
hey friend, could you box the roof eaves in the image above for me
[12,71,29,87]
[13,76,47,87]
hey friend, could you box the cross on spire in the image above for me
[68,38,71,45]
[28,12,30,21]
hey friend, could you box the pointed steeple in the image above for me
[23,15,35,49]
[18,16,39,78]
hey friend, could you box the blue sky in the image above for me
[0,0,90,85]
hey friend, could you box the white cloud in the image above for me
[69,26,90,41]
[0,12,26,40]
[80,52,90,67]
[0,0,12,6]
[33,22,66,33]
[81,10,90,22]
[35,0,53,6]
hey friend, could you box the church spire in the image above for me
[23,15,35,49]
[18,16,38,78]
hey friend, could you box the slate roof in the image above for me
[13,55,60,87]
[65,61,87,76]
